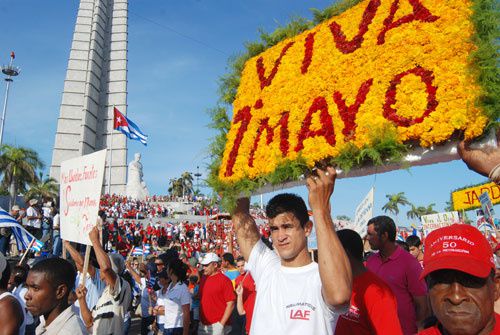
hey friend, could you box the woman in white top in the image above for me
[156,258,191,335]
[154,270,170,334]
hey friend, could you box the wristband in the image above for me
[489,163,500,184]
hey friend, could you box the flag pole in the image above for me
[107,105,114,195]
[18,238,36,266]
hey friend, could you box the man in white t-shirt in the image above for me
[232,167,352,335]
[26,199,42,239]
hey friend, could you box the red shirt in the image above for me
[235,273,256,335]
[335,270,403,335]
[199,273,236,325]
[418,313,500,334]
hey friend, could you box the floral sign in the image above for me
[218,0,491,184]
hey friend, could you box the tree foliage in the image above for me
[0,144,44,207]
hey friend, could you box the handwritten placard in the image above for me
[60,150,106,245]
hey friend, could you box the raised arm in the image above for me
[89,225,117,287]
[231,198,260,261]
[227,229,234,256]
[75,285,93,329]
[458,133,500,179]
[125,261,142,285]
[306,167,352,308]
[235,284,246,316]
[64,240,95,278]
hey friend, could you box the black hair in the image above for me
[189,275,199,284]
[0,262,11,289]
[159,248,179,268]
[406,235,421,248]
[337,229,364,262]
[11,265,29,287]
[98,210,106,220]
[367,215,396,242]
[30,258,76,293]
[157,270,169,279]
[266,193,309,228]
[222,253,235,266]
[396,240,410,252]
[168,258,188,282]
[236,256,245,263]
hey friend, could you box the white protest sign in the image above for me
[421,211,460,237]
[479,191,495,221]
[353,187,374,237]
[60,150,107,245]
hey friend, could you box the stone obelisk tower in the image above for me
[50,0,128,194]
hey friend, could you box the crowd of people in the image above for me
[0,140,500,334]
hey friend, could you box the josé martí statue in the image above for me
[126,153,149,200]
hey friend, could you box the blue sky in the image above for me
[0,0,489,225]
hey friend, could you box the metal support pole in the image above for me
[0,79,11,145]
[0,54,19,145]
[108,124,114,195]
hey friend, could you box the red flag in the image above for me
[113,107,128,129]
[10,51,15,59]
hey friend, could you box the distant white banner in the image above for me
[421,211,460,237]
[353,187,374,237]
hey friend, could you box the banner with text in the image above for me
[421,211,460,237]
[452,182,500,211]
[60,150,106,245]
[353,187,374,237]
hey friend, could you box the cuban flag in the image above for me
[0,207,44,252]
[114,107,148,146]
[143,243,151,256]
[131,246,143,256]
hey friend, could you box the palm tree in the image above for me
[382,192,411,216]
[336,215,352,221]
[0,144,44,207]
[24,174,59,204]
[180,172,194,196]
[423,203,437,216]
[168,178,183,197]
[406,204,422,220]
[406,203,437,220]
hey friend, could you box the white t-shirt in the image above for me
[163,282,191,329]
[248,240,343,335]
[26,206,41,229]
[156,288,168,325]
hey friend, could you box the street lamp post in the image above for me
[194,166,202,193]
[0,52,20,145]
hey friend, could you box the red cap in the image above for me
[420,224,494,280]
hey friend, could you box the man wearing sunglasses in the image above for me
[419,224,500,335]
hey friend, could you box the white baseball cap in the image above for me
[200,252,220,265]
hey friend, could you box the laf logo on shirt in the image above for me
[286,302,316,321]
[289,309,311,320]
